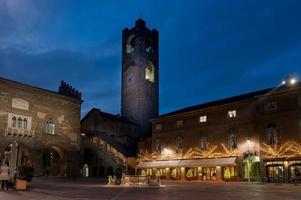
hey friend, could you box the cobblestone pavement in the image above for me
[1,178,301,200]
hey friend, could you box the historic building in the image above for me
[137,79,301,182]
[0,78,82,177]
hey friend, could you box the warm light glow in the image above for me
[290,78,296,85]
[247,140,251,145]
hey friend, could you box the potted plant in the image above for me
[16,166,34,190]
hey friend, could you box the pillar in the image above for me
[180,167,185,180]
[216,166,222,181]
[166,168,170,179]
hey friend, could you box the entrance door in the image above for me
[202,167,216,181]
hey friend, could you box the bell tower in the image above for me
[121,19,159,139]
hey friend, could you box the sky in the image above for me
[1,0,301,117]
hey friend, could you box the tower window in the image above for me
[145,64,155,82]
[126,35,135,54]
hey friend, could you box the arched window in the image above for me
[228,129,238,150]
[46,118,55,135]
[12,116,17,128]
[145,62,155,82]
[126,35,135,54]
[23,118,28,129]
[18,117,23,128]
[266,122,278,145]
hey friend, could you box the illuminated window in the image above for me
[228,110,237,118]
[264,101,278,112]
[155,124,162,131]
[199,115,207,123]
[176,120,183,128]
[145,66,155,82]
[46,119,55,135]
[126,35,134,54]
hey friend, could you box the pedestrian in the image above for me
[0,160,10,191]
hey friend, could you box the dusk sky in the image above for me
[1,0,301,117]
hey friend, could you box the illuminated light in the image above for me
[254,156,260,162]
[281,80,286,85]
[81,133,86,136]
[290,78,296,85]
[247,140,251,145]
[284,161,289,167]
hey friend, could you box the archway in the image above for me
[82,164,89,177]
[42,146,67,176]
[0,142,34,179]
[243,153,260,182]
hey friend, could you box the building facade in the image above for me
[137,81,301,182]
[0,78,82,177]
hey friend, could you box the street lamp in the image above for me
[282,76,298,86]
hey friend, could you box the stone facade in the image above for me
[121,18,159,138]
[138,83,301,182]
[0,78,82,177]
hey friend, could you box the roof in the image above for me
[155,82,301,119]
[81,108,140,126]
[0,76,83,103]
[136,157,237,168]
[82,129,137,157]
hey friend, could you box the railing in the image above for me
[5,127,35,137]
[87,136,127,166]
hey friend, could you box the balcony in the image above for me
[5,127,35,137]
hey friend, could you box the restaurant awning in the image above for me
[136,157,237,169]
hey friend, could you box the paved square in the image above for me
[1,178,301,200]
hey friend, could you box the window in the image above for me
[199,135,209,152]
[23,119,28,129]
[266,122,278,145]
[126,35,134,54]
[228,110,237,118]
[46,119,55,135]
[17,117,23,128]
[12,116,17,128]
[264,101,278,112]
[176,120,183,128]
[155,124,162,131]
[199,115,207,123]
[145,63,155,82]
[175,136,183,153]
[228,129,238,150]
[9,114,31,130]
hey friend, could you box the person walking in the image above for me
[0,161,10,191]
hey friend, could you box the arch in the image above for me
[42,146,67,176]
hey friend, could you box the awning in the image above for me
[136,157,237,169]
